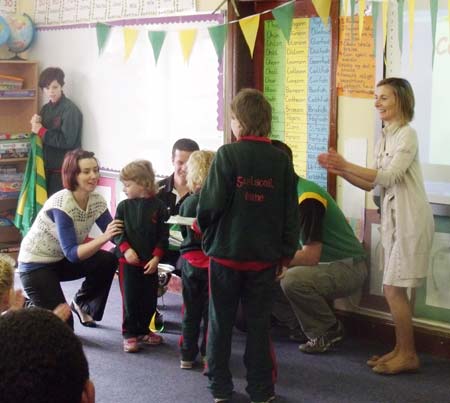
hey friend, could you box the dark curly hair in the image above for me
[0,308,89,403]
[38,67,65,88]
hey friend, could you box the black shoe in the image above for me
[299,321,344,353]
[70,301,96,327]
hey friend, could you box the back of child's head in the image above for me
[120,160,157,195]
[0,257,14,306]
[186,150,216,192]
[230,88,272,137]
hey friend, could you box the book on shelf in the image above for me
[0,89,35,97]
[0,74,23,90]
[0,244,20,254]
[0,133,31,140]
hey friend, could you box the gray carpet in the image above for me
[43,276,450,402]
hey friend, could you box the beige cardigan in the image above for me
[373,123,434,279]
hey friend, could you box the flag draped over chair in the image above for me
[14,135,47,236]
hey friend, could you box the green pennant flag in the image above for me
[350,0,356,42]
[372,2,379,57]
[96,22,111,55]
[430,0,438,68]
[208,24,227,62]
[397,0,405,54]
[148,31,167,64]
[272,1,295,42]
[14,135,48,236]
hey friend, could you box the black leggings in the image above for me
[20,250,117,327]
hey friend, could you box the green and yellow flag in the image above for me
[14,135,47,236]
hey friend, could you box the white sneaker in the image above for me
[180,360,194,369]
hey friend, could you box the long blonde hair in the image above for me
[186,150,215,192]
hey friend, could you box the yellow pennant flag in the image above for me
[312,0,332,27]
[358,0,365,39]
[239,14,260,58]
[123,28,139,61]
[179,29,197,63]
[382,0,389,50]
[408,0,415,65]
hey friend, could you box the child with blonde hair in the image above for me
[178,150,215,369]
[114,160,169,353]
[0,256,24,313]
[1,256,70,320]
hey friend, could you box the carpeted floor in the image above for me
[49,276,450,403]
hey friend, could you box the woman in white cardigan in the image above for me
[318,78,434,375]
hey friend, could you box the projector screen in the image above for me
[399,9,450,205]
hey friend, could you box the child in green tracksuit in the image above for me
[197,89,300,403]
[114,160,169,353]
[178,150,215,370]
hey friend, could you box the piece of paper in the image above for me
[166,215,195,226]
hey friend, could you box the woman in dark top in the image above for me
[30,67,82,195]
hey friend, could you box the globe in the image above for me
[6,13,36,56]
[0,15,11,46]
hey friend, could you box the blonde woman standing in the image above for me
[318,78,434,375]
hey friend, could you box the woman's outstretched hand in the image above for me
[317,148,347,175]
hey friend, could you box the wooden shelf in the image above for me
[0,158,28,164]
[0,60,38,260]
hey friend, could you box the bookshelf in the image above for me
[0,60,38,263]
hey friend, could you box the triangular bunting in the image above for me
[312,0,332,27]
[350,0,356,41]
[358,0,365,39]
[179,29,197,63]
[372,2,379,57]
[430,0,438,67]
[408,0,415,65]
[272,1,295,42]
[208,24,227,62]
[397,0,405,53]
[123,28,139,61]
[239,14,260,58]
[96,22,111,55]
[382,0,389,50]
[148,31,167,64]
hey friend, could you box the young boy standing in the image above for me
[197,89,300,403]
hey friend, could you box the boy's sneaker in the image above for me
[180,360,194,369]
[214,399,229,403]
[123,337,139,353]
[299,321,344,354]
[139,331,163,346]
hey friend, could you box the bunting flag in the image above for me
[430,0,438,67]
[312,0,332,27]
[272,1,295,42]
[208,24,227,62]
[179,28,197,63]
[148,31,167,64]
[408,0,415,65]
[14,135,47,237]
[239,14,260,58]
[358,0,365,39]
[350,0,356,35]
[382,0,389,49]
[372,1,379,57]
[397,0,405,53]
[123,28,139,61]
[96,22,111,55]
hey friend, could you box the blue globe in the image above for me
[6,13,36,55]
[0,15,11,46]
